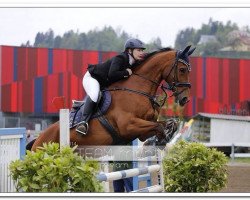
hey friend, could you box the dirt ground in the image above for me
[220,162,250,193]
[108,162,250,193]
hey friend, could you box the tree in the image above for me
[34,32,45,47]
[146,37,163,52]
[22,26,162,52]
[54,36,62,48]
[174,18,243,57]
[175,28,195,49]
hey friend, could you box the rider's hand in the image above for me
[126,68,132,76]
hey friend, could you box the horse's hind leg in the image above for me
[31,122,60,151]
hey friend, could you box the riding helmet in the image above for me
[124,38,146,50]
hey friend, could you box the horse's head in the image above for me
[163,45,195,106]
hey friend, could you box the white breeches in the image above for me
[82,71,100,103]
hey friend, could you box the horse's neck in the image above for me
[132,53,170,94]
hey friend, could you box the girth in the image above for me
[96,109,131,145]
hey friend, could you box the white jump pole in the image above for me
[59,109,70,150]
[97,164,161,182]
[157,149,165,192]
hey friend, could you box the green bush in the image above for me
[163,140,228,192]
[9,143,103,192]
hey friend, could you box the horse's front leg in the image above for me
[147,118,179,148]
[157,118,178,141]
[125,118,165,142]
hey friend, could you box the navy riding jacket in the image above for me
[88,52,137,87]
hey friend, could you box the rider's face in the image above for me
[130,48,145,61]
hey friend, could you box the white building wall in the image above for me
[210,119,250,143]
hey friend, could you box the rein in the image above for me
[133,72,159,86]
[105,73,169,109]
[105,87,163,108]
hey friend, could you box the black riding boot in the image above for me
[76,96,97,135]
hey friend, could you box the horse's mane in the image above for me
[144,47,173,60]
[135,47,173,66]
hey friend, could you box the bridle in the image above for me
[164,52,191,98]
[106,51,191,108]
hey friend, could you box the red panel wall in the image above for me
[183,97,193,116]
[70,73,80,102]
[190,57,204,99]
[0,46,105,114]
[43,74,60,113]
[27,48,37,80]
[206,58,220,102]
[72,50,83,78]
[183,56,250,116]
[53,49,67,74]
[101,51,118,62]
[37,48,48,77]
[4,84,13,112]
[82,50,98,73]
[239,59,250,101]
[218,58,224,104]
[221,59,230,105]
[228,59,240,104]
[1,46,14,85]
[17,81,23,112]
[1,84,11,112]
[10,82,18,112]
[61,72,71,109]
[1,45,250,117]
[21,79,34,113]
[17,47,27,81]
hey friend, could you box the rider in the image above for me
[76,38,146,135]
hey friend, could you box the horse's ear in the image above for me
[181,45,191,56]
[188,47,196,56]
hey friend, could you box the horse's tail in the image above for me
[26,139,37,151]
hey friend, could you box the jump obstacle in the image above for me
[59,109,164,193]
[96,164,163,192]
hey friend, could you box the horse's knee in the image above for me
[156,123,164,133]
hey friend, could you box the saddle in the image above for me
[69,90,111,128]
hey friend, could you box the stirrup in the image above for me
[76,122,89,135]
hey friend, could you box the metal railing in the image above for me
[203,143,250,160]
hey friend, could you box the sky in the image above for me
[0,7,250,48]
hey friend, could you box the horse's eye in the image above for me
[179,68,187,73]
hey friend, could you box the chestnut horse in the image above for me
[30,45,195,151]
